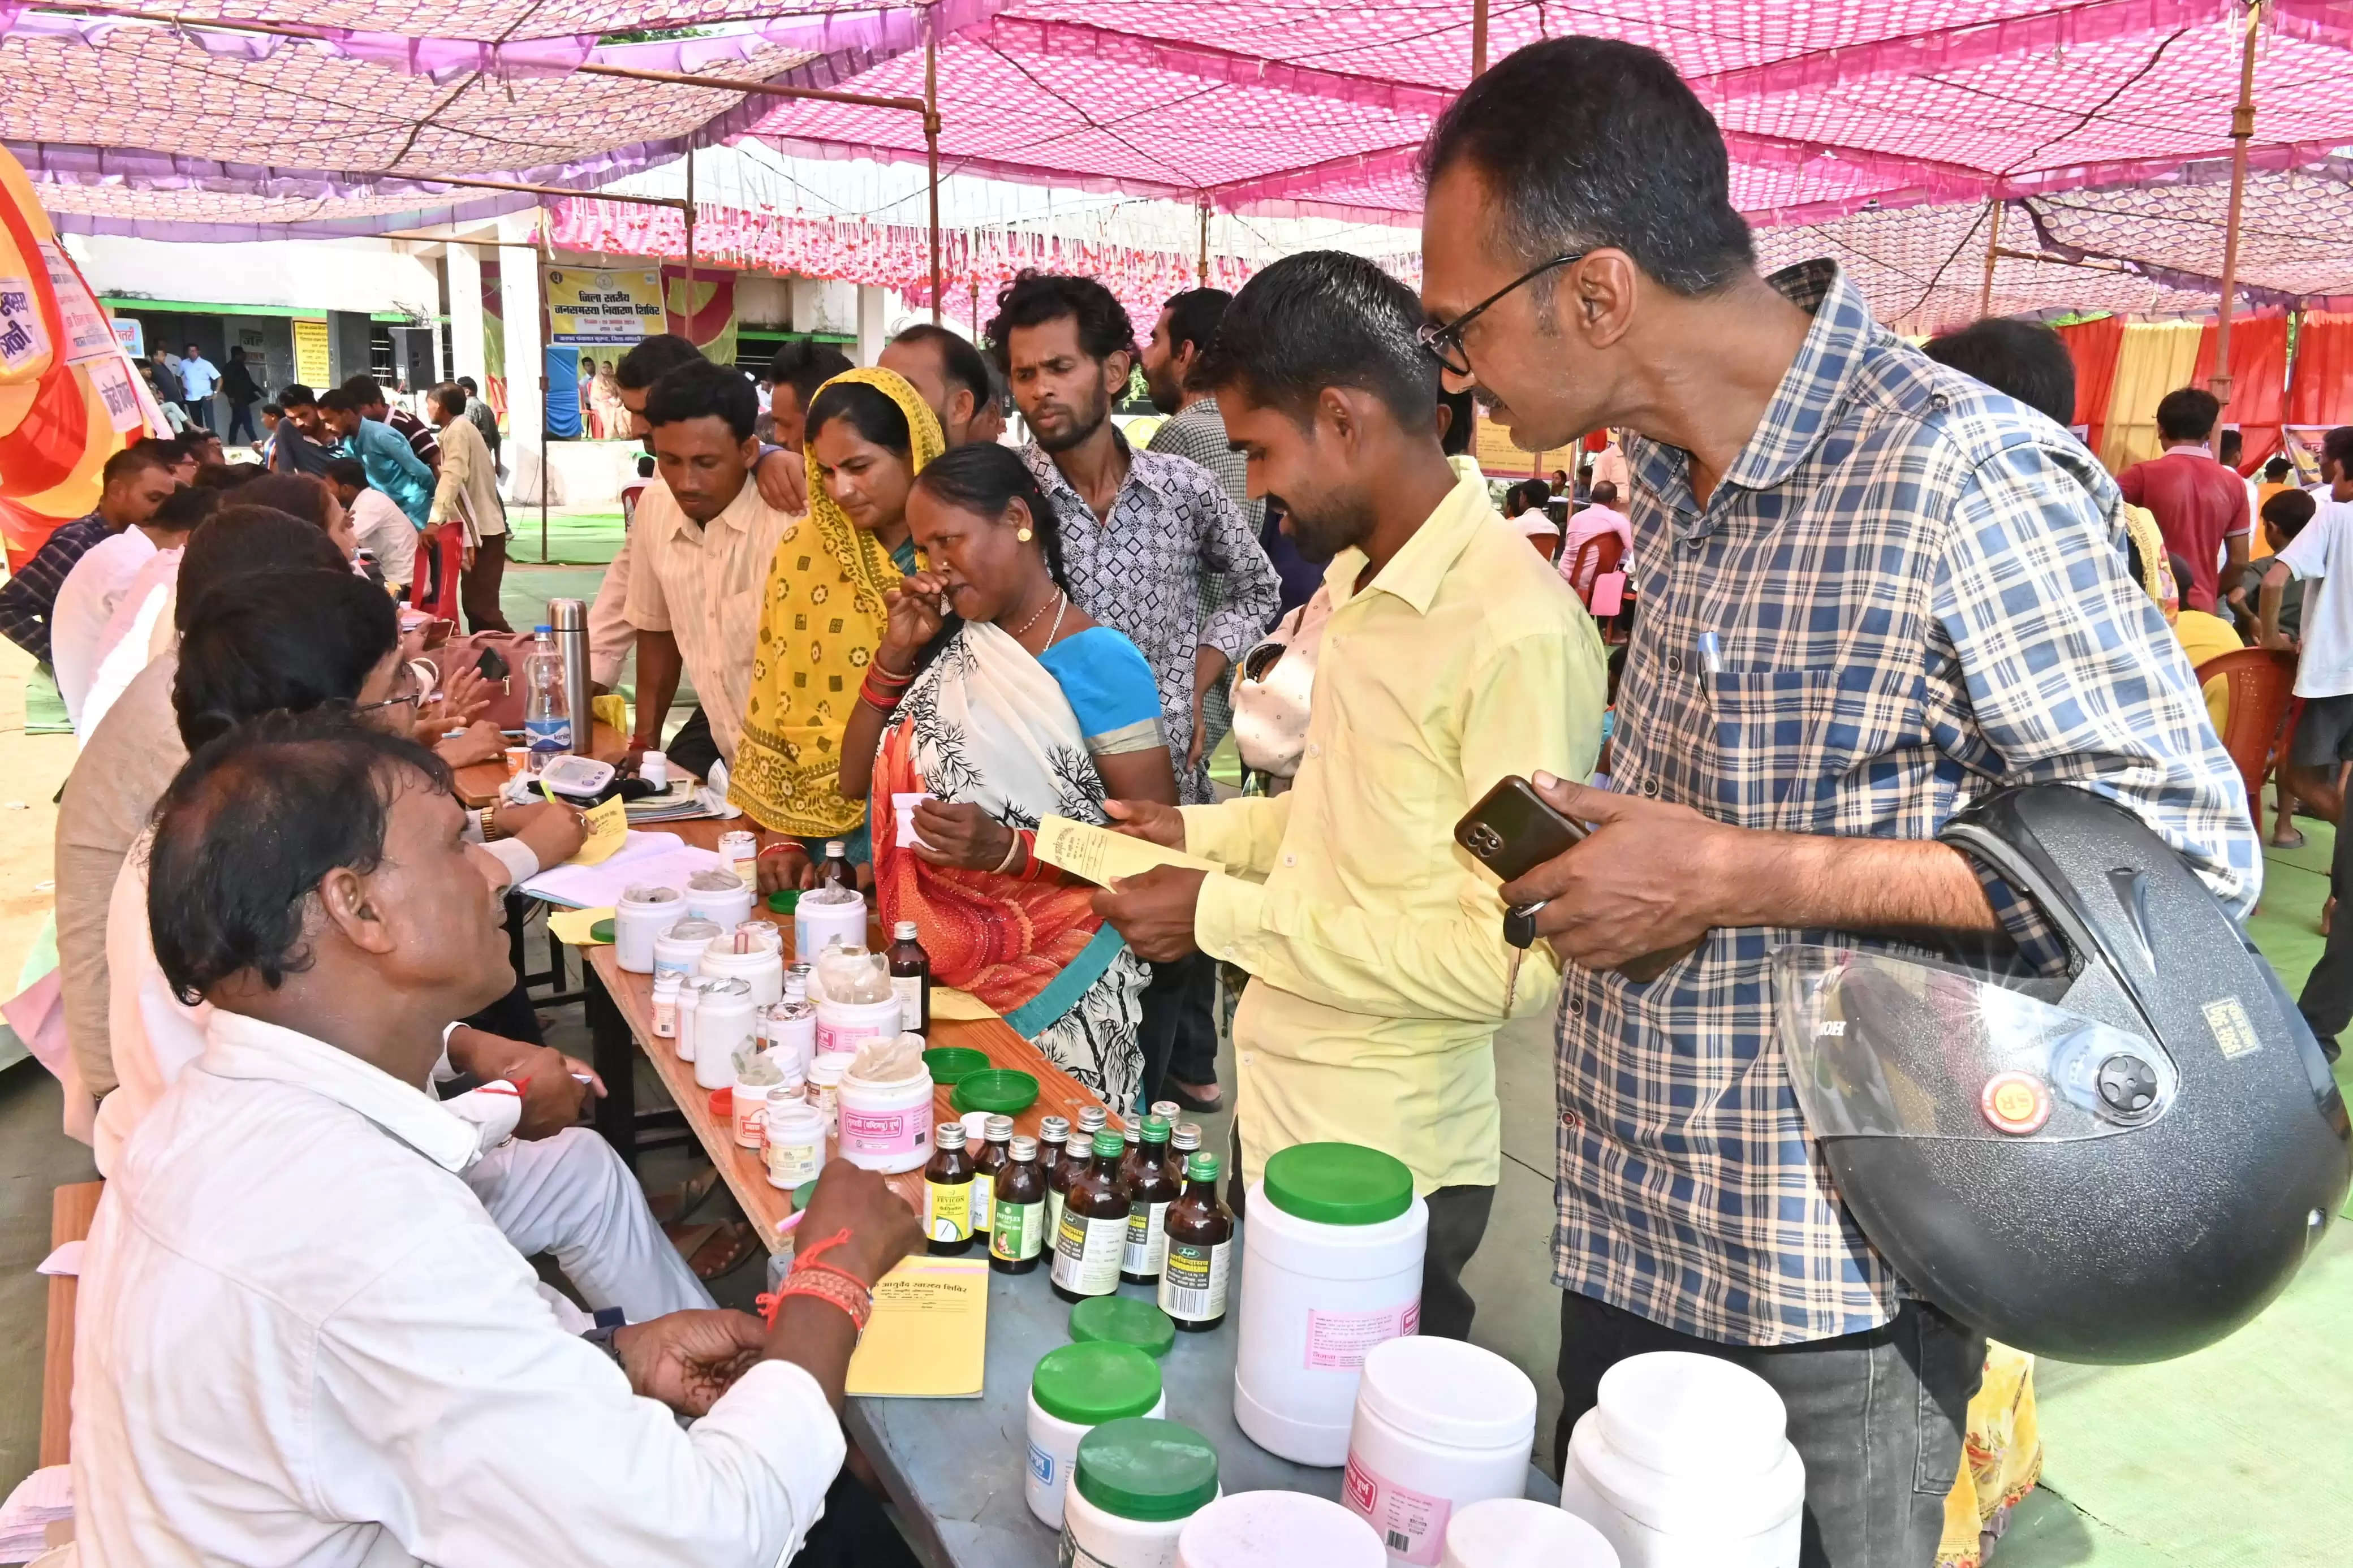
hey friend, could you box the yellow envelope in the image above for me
[1032,814,1223,888]
[843,1256,989,1398]
[548,905,614,945]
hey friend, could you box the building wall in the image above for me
[60,235,443,319]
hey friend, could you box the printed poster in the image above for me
[291,317,331,387]
[0,274,49,373]
[545,266,664,345]
[38,243,113,362]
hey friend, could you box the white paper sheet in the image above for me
[516,832,723,909]
[35,1241,80,1277]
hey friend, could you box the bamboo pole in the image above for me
[377,174,690,210]
[1471,0,1489,76]
[1977,200,2003,317]
[925,17,943,325]
[682,137,697,345]
[2210,0,2264,407]
[1199,202,1211,286]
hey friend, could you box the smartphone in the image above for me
[475,645,511,684]
[1455,775,1586,883]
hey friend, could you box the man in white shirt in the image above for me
[1559,478,1634,597]
[53,481,202,727]
[327,457,417,592]
[76,710,925,1566]
[176,342,221,432]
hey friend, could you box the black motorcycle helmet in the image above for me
[1776,786,2350,1363]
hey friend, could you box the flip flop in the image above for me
[686,1220,761,1281]
[2270,827,2308,851]
[1159,1079,1225,1113]
[648,1166,724,1225]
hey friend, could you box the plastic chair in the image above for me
[2193,647,2297,843]
[1562,532,1624,606]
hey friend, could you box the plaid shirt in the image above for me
[1023,435,1280,803]
[1147,395,1262,745]
[0,512,110,664]
[1555,261,2259,1346]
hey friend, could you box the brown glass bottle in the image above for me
[1166,1121,1201,1187]
[1120,1116,1179,1284]
[816,839,855,891]
[1157,1151,1235,1331]
[1113,1120,1147,1194]
[1051,1128,1130,1302]
[886,919,931,1033]
[922,1120,976,1256]
[1037,1115,1070,1181]
[989,1135,1048,1274]
[971,1114,1014,1237]
[1046,1121,1093,1247]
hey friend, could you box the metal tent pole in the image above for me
[925,13,943,325]
[2210,0,2264,407]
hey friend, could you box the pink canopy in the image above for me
[9,1,2352,327]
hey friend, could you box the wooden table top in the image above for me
[42,1180,103,1468]
[588,940,1122,1254]
[453,720,631,807]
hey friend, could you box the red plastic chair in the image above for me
[408,521,464,623]
[2194,647,2297,843]
[1563,531,1624,605]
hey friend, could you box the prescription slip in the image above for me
[844,1256,990,1399]
[1031,815,1222,887]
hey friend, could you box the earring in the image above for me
[1016,527,1033,541]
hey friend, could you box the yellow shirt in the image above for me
[1183,462,1610,1193]
[2171,607,2244,737]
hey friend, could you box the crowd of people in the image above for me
[3,32,2296,1568]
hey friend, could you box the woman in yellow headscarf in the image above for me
[730,368,945,888]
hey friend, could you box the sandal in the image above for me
[685,1220,761,1281]
[649,1166,725,1226]
[1159,1078,1225,1113]
[2270,827,2308,851]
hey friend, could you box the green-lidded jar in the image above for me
[1061,1418,1221,1562]
[1024,1342,1165,1530]
[1261,1141,1415,1226]
[1069,1294,1176,1359]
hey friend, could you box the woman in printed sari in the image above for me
[731,368,945,890]
[839,443,1177,1115]
[589,358,627,440]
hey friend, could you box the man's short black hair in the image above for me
[339,374,386,407]
[277,383,316,410]
[326,458,368,490]
[644,358,757,440]
[1421,36,1755,299]
[176,504,354,631]
[147,712,449,1005]
[1192,250,1438,430]
[429,382,467,418]
[261,401,284,418]
[2262,486,2316,538]
[769,339,856,411]
[150,486,219,535]
[318,388,360,416]
[1160,288,1232,365]
[2265,455,2293,481]
[984,271,1136,372]
[173,569,399,752]
[457,375,479,393]
[1921,317,2078,429]
[101,446,174,487]
[192,464,260,493]
[234,473,338,533]
[2156,387,2222,444]
[615,334,705,392]
[1438,387,1475,455]
[885,325,989,411]
[1523,477,1552,506]
[2324,426,2353,477]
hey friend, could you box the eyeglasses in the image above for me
[1415,252,1588,376]
[355,662,430,718]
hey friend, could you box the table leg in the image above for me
[585,961,638,1166]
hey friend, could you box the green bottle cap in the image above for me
[1030,1342,1162,1426]
[1186,1151,1222,1183]
[1092,1128,1127,1158]
[1072,1418,1219,1523]
[1140,1114,1170,1144]
[1069,1295,1176,1359]
[1261,1142,1415,1226]
[766,889,799,914]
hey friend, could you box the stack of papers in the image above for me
[0,1466,70,1563]
[623,780,722,824]
[518,832,725,909]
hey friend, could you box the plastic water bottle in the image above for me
[522,624,570,774]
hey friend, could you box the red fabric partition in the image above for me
[2287,313,2353,434]
[2058,316,2126,458]
[2193,313,2290,473]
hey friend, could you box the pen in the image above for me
[1696,630,1723,696]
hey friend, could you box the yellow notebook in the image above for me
[844,1255,990,1398]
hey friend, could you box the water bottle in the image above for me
[522,625,570,774]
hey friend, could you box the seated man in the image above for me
[75,711,924,1565]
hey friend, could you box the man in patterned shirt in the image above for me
[1420,38,2256,1566]
[0,444,180,666]
[989,271,1280,1113]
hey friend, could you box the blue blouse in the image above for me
[1038,627,1167,756]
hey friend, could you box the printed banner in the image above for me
[545,265,664,345]
[291,317,331,387]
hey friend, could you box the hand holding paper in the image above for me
[567,795,629,866]
[1033,814,1219,887]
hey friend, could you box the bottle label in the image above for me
[1305,1301,1419,1371]
[840,1108,922,1157]
[1158,1237,1230,1322]
[1121,1200,1170,1277]
[524,716,571,753]
[1055,1524,1118,1568]
[893,974,923,1029]
[924,1178,972,1243]
[1050,1210,1124,1295]
[1045,1185,1067,1244]
[1342,1454,1451,1567]
[992,1199,1045,1262]
[973,1172,995,1230]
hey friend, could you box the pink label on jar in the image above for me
[817,1020,894,1056]
[1342,1454,1451,1567]
[1305,1302,1416,1371]
[839,1108,920,1154]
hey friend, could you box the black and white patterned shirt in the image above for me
[1022,435,1281,802]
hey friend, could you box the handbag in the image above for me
[1228,589,1332,783]
[425,630,539,729]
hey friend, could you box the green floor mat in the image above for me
[21,666,69,735]
[506,510,627,566]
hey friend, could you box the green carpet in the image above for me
[22,666,68,735]
[506,511,627,567]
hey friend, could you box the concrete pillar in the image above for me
[498,243,545,451]
[856,284,889,367]
[447,243,487,392]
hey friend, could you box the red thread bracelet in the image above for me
[756,1228,876,1332]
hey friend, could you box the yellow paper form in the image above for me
[844,1256,989,1398]
[547,906,614,946]
[1032,814,1222,888]
[562,794,629,866]
[930,987,998,1021]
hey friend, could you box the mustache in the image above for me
[1471,386,1506,414]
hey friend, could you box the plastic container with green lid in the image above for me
[766,888,800,915]
[1063,1418,1221,1563]
[922,1046,990,1085]
[951,1067,1038,1116]
[1070,1294,1176,1359]
[1235,1140,1430,1467]
[1027,1342,1166,1530]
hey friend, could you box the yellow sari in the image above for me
[727,368,945,835]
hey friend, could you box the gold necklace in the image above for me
[1008,587,1064,640]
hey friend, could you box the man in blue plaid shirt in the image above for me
[1421,38,2255,1567]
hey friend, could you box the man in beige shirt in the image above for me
[626,358,796,771]
[428,381,511,632]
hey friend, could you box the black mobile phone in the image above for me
[475,645,511,684]
[1454,775,1586,884]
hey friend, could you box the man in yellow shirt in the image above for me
[1093,252,1609,1339]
